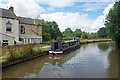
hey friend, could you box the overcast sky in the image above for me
[0,0,115,32]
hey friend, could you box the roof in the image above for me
[17,17,42,26]
[0,8,17,19]
[0,8,42,26]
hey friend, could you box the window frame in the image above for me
[21,26,25,34]
[6,21,12,32]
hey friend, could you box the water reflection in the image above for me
[97,42,110,51]
[2,42,119,78]
[106,43,120,78]
[2,55,50,78]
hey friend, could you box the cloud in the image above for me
[74,0,114,2]
[34,0,113,9]
[103,4,114,15]
[0,0,115,32]
[40,12,94,32]
[0,0,8,9]
[47,7,55,11]
[91,15,105,32]
[80,2,108,12]
[0,0,46,18]
[34,0,75,8]
[40,3,114,32]
[91,3,114,32]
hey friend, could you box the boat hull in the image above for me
[49,51,63,55]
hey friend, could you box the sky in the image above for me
[0,0,115,32]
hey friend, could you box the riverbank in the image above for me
[2,51,49,68]
[80,39,112,44]
[1,39,112,68]
[1,43,51,68]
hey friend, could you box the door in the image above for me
[28,39,30,44]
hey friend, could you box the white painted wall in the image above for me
[0,17,19,45]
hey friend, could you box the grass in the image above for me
[0,43,51,62]
[80,39,112,44]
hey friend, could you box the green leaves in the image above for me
[105,1,120,43]
[39,20,62,41]
[97,27,108,38]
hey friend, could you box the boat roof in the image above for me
[52,39,79,44]
[63,40,78,43]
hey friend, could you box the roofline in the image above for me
[1,17,19,20]
[19,23,42,26]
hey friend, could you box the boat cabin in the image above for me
[50,40,80,51]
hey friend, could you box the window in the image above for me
[21,26,25,34]
[2,40,8,46]
[6,21,12,32]
[19,38,23,41]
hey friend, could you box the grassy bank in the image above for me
[80,39,112,44]
[0,43,51,63]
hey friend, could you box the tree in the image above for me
[39,20,62,41]
[50,21,62,40]
[74,29,82,38]
[105,1,120,43]
[88,33,97,39]
[81,32,88,39]
[64,28,73,34]
[97,27,108,38]
[42,32,51,41]
[63,28,74,39]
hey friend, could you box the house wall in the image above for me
[0,17,19,45]
[19,24,42,37]
[0,18,2,46]
[19,23,42,44]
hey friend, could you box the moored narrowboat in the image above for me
[49,39,80,55]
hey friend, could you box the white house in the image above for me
[0,7,19,46]
[0,7,42,46]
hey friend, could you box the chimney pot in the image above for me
[9,6,14,12]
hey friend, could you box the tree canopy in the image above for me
[97,27,108,38]
[39,20,62,41]
[105,1,120,43]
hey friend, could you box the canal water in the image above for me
[2,42,119,78]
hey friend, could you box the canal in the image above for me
[2,42,119,78]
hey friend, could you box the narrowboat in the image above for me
[49,39,80,55]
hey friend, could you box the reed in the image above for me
[1,43,51,61]
[80,39,112,44]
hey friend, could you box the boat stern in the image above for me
[49,51,63,55]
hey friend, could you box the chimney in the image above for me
[9,6,14,12]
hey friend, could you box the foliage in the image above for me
[63,28,74,38]
[39,16,113,41]
[87,33,97,39]
[7,44,33,59]
[63,28,98,40]
[97,27,108,38]
[39,20,62,41]
[81,32,88,39]
[105,1,120,43]
[74,29,82,38]
[5,43,50,61]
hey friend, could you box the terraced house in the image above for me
[0,7,42,46]
[18,17,42,44]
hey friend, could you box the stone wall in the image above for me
[0,17,19,45]
[19,23,42,37]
